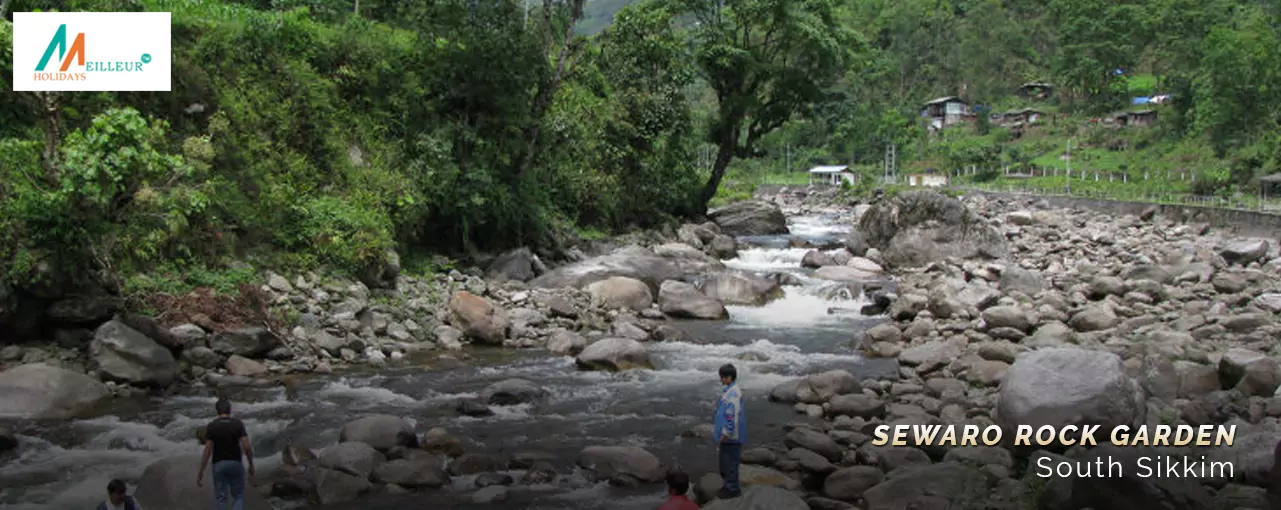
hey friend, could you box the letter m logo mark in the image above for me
[35,24,85,72]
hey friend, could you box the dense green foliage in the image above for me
[0,0,713,291]
[2,0,1281,297]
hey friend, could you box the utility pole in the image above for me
[1065,139,1072,194]
[883,143,896,182]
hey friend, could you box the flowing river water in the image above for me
[0,214,898,510]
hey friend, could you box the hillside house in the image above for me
[921,96,971,131]
[1111,110,1159,127]
[808,165,858,186]
[994,108,1045,127]
[1019,82,1054,100]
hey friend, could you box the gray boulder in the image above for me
[575,337,653,371]
[996,348,1145,449]
[208,327,276,357]
[699,272,783,306]
[659,280,728,320]
[857,191,1007,267]
[318,441,385,479]
[372,456,449,489]
[134,454,271,510]
[481,378,550,405]
[529,245,684,294]
[576,446,664,483]
[486,247,545,283]
[708,200,789,236]
[0,363,111,419]
[338,415,417,452]
[861,462,991,510]
[90,320,178,387]
[1220,239,1269,266]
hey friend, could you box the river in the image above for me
[0,213,897,510]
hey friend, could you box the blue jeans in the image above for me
[718,442,742,494]
[212,460,245,510]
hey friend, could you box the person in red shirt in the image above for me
[658,470,700,510]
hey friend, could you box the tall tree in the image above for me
[1048,0,1145,109]
[666,0,860,212]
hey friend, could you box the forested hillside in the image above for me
[1,0,1279,317]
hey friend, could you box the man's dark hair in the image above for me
[215,398,231,415]
[666,470,690,493]
[107,479,127,495]
[719,363,737,381]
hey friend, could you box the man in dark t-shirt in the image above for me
[196,398,255,510]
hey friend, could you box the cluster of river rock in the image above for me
[2,186,1280,510]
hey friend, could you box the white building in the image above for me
[906,173,949,187]
[808,165,858,186]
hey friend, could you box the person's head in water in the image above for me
[215,398,231,416]
[719,364,737,386]
[106,479,128,505]
[666,470,690,496]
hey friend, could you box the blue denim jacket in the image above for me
[714,382,745,444]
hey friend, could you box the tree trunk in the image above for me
[38,92,63,180]
[515,0,585,180]
[696,139,737,215]
[1,0,12,20]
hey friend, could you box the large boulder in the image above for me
[372,456,450,489]
[448,291,510,346]
[861,462,992,510]
[575,338,653,371]
[708,200,789,237]
[318,441,385,479]
[995,348,1145,449]
[576,446,665,483]
[857,191,1006,267]
[699,272,783,306]
[529,245,684,293]
[701,485,808,510]
[1220,239,1269,266]
[768,370,861,405]
[338,415,418,452]
[481,378,550,405]
[90,319,179,387]
[651,243,729,274]
[659,280,728,320]
[208,327,277,357]
[486,247,546,283]
[585,276,654,311]
[134,454,271,510]
[1037,444,1214,510]
[0,363,112,419]
[45,295,123,324]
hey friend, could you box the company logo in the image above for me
[13,12,171,92]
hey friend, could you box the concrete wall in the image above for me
[963,189,1281,239]
[753,184,1281,239]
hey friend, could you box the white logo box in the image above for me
[12,11,171,92]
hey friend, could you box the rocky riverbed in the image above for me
[1,186,1279,510]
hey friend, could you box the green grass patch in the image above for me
[123,263,259,297]
[1125,74,1158,96]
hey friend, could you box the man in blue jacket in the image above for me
[714,363,744,499]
